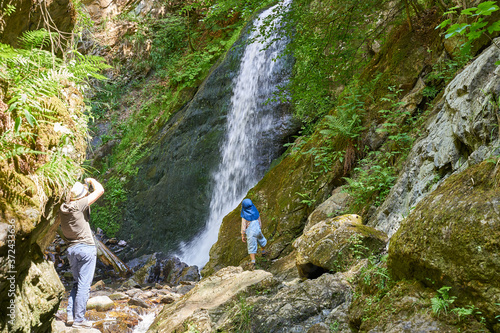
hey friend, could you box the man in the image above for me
[59,178,104,328]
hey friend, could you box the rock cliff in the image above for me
[0,2,87,332]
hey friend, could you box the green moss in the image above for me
[389,161,500,328]
[350,280,487,332]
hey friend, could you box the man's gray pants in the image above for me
[67,244,96,323]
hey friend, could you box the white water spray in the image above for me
[177,1,292,268]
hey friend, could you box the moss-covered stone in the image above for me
[293,214,387,278]
[349,280,487,332]
[388,161,500,329]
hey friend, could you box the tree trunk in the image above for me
[404,0,413,32]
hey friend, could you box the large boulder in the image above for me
[149,266,273,332]
[369,37,500,237]
[349,280,488,332]
[174,272,353,333]
[388,161,500,329]
[304,186,350,233]
[293,214,388,278]
[246,273,352,333]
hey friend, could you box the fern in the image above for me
[0,131,44,161]
[66,50,111,82]
[18,28,58,50]
[0,29,107,208]
[431,286,456,316]
[37,150,82,198]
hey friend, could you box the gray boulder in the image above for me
[369,37,500,237]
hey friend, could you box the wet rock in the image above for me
[91,280,105,291]
[160,293,181,304]
[293,214,387,278]
[128,297,151,308]
[125,288,142,297]
[109,292,130,301]
[121,278,142,289]
[86,296,115,311]
[130,254,200,286]
[126,254,153,272]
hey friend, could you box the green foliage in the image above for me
[3,4,16,16]
[234,296,253,333]
[431,286,456,316]
[257,0,398,124]
[427,53,471,83]
[296,191,316,207]
[91,177,127,237]
[0,28,108,202]
[0,131,43,161]
[18,28,59,50]
[344,151,397,207]
[451,305,477,321]
[329,320,340,332]
[437,1,500,58]
[133,15,188,76]
[349,233,369,259]
[169,45,223,87]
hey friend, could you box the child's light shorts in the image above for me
[246,220,267,254]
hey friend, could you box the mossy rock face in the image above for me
[0,79,86,332]
[349,280,487,332]
[389,161,500,327]
[361,8,444,106]
[202,134,344,277]
[293,214,387,278]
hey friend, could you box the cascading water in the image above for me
[177,1,292,268]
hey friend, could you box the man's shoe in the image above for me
[66,315,74,326]
[72,321,93,329]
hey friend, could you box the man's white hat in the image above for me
[70,182,88,200]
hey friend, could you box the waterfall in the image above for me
[177,1,292,268]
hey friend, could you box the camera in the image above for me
[85,180,93,192]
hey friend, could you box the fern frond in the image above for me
[18,29,59,50]
[65,50,111,82]
[0,130,44,161]
[36,150,81,197]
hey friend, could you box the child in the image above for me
[240,198,267,269]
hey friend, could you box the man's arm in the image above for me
[85,178,104,205]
